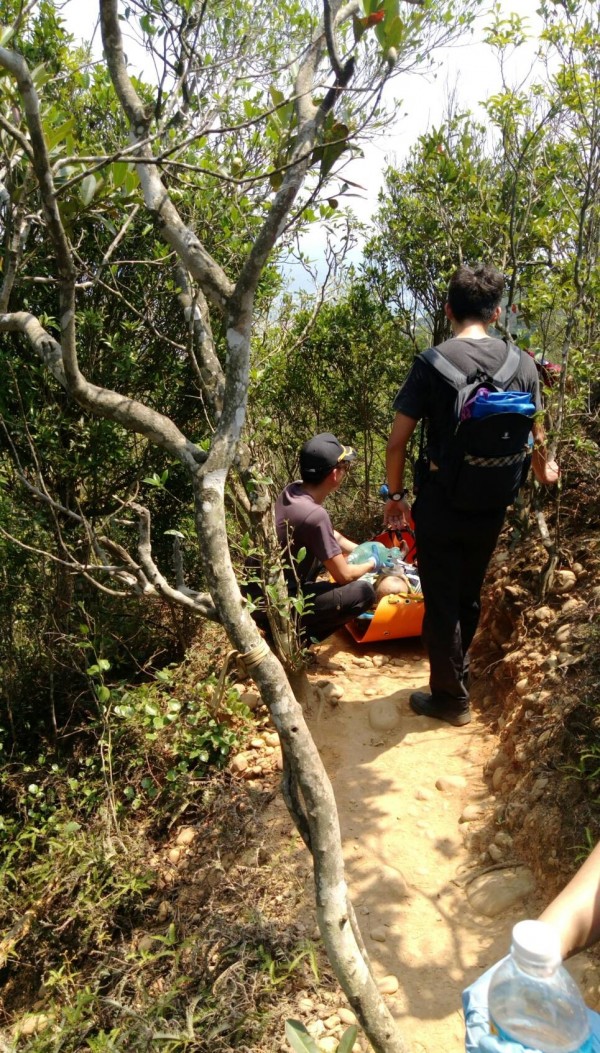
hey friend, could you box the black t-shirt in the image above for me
[275,482,341,584]
[392,337,542,466]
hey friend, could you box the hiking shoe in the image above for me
[409,691,471,727]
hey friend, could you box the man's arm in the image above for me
[333,530,357,555]
[539,842,600,958]
[324,552,376,585]
[384,412,418,526]
[531,421,560,485]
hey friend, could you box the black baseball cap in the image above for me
[299,433,357,478]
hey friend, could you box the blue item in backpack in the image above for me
[470,390,536,419]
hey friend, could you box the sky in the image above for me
[60,0,544,282]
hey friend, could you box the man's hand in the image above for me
[383,496,411,528]
[367,543,393,574]
[533,455,560,485]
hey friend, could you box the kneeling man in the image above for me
[276,433,380,643]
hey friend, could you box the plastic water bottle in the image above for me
[488,920,592,1052]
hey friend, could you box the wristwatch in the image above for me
[390,489,408,502]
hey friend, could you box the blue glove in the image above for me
[368,543,391,573]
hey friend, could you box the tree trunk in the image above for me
[192,474,406,1053]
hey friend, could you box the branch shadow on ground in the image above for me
[295,630,541,1041]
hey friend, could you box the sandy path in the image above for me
[303,632,537,1053]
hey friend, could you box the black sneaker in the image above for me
[409,690,471,727]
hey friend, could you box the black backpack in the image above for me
[419,342,534,512]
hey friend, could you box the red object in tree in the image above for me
[364,10,385,25]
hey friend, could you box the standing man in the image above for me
[275,432,383,643]
[384,264,560,727]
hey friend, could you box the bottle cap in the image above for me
[511,920,562,969]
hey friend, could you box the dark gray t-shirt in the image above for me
[392,337,541,465]
[276,482,341,584]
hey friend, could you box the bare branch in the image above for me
[174,263,225,416]
[129,501,219,620]
[0,310,206,469]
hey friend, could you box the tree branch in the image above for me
[0,311,206,470]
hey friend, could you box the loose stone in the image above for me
[17,1015,50,1037]
[338,1008,358,1025]
[176,826,196,845]
[370,927,387,942]
[435,775,467,792]
[553,570,577,593]
[321,682,344,700]
[467,867,535,917]
[307,1020,326,1038]
[157,900,171,922]
[492,766,507,792]
[459,803,484,823]
[231,753,249,772]
[378,975,399,995]
[324,1015,341,1030]
[495,831,513,849]
[320,1038,339,1053]
[368,699,400,732]
[240,689,261,710]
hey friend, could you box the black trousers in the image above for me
[413,476,505,705]
[300,579,375,643]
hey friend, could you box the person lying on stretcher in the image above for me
[347,541,422,606]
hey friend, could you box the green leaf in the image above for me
[269,85,285,109]
[45,117,76,151]
[296,547,307,563]
[80,174,98,207]
[319,123,350,179]
[384,15,404,48]
[96,685,111,704]
[337,1026,359,1053]
[284,1020,321,1053]
[31,63,52,89]
[0,24,16,46]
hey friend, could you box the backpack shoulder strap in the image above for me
[492,341,522,388]
[420,346,469,391]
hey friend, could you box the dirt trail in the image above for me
[297,631,541,1053]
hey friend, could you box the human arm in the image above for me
[333,530,357,555]
[384,412,418,526]
[539,841,600,958]
[531,421,560,485]
[324,552,376,585]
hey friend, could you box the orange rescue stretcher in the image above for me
[345,524,425,644]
